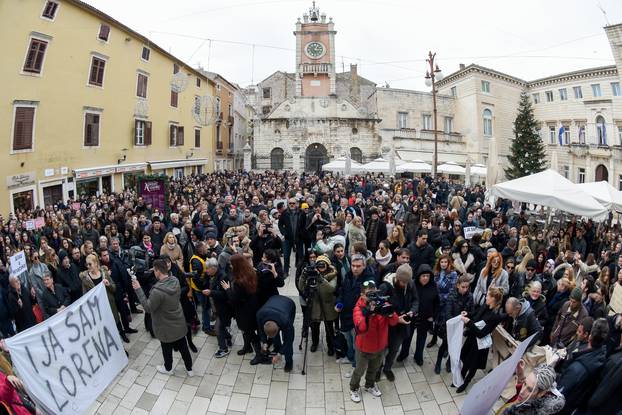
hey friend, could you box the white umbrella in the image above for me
[486,137,499,187]
[437,161,466,175]
[550,150,558,172]
[322,157,361,173]
[396,160,432,173]
[471,164,487,176]
[577,181,622,212]
[465,158,472,187]
[356,157,404,174]
[490,169,609,221]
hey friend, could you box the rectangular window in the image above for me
[444,116,453,134]
[136,73,148,98]
[173,64,179,74]
[559,88,568,101]
[262,88,271,99]
[88,56,105,86]
[612,82,621,96]
[42,1,59,19]
[422,114,433,130]
[545,91,554,102]
[532,93,540,104]
[12,107,35,151]
[562,165,569,179]
[84,113,100,146]
[549,126,556,144]
[194,129,201,148]
[262,106,271,115]
[141,47,150,61]
[169,125,184,146]
[216,125,222,149]
[573,86,583,99]
[481,80,490,93]
[196,77,201,87]
[578,168,586,184]
[563,125,570,144]
[397,112,408,129]
[98,24,110,42]
[23,38,48,74]
[591,84,602,97]
[450,86,457,97]
[134,120,151,145]
[170,90,178,107]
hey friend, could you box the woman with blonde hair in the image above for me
[473,252,509,307]
[515,246,534,274]
[160,232,184,270]
[387,225,406,256]
[347,216,366,250]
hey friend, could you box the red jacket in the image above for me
[0,372,32,415]
[353,296,399,353]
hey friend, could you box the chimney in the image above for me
[459,63,465,70]
[350,64,360,107]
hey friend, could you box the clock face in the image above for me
[305,41,325,59]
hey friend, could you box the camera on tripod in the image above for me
[366,291,394,316]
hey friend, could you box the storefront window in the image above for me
[124,173,142,191]
[12,189,34,212]
[101,175,112,195]
[76,178,99,197]
[43,184,63,206]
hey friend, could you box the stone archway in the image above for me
[305,143,329,172]
[595,164,608,182]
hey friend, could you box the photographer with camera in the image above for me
[349,280,407,403]
[250,223,282,267]
[315,219,346,256]
[297,255,338,355]
[378,263,418,381]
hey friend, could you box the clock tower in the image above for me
[294,2,336,97]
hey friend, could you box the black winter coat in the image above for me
[39,284,71,318]
[227,278,260,332]
[408,242,435,270]
[557,345,607,414]
[56,263,83,302]
[587,346,622,414]
[7,286,36,332]
[461,305,504,371]
[443,289,474,322]
[256,268,285,308]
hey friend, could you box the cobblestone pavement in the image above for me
[90,276,493,415]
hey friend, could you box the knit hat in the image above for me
[58,250,69,263]
[570,287,582,301]
[301,202,309,209]
[316,255,331,266]
[206,232,217,240]
[396,264,413,283]
[526,259,538,269]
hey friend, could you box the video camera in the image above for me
[366,291,394,316]
[302,264,320,290]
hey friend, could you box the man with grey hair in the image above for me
[7,275,37,333]
[504,296,542,348]
[204,258,233,358]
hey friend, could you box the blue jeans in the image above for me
[274,324,295,366]
[341,328,356,367]
[197,293,212,330]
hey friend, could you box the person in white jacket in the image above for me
[473,251,509,306]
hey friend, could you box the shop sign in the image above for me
[44,168,55,177]
[6,172,35,189]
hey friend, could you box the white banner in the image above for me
[9,251,27,276]
[460,332,537,415]
[463,227,483,240]
[5,283,128,415]
[445,315,464,388]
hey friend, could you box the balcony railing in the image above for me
[300,63,332,74]
[388,128,463,142]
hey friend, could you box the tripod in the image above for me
[298,283,317,376]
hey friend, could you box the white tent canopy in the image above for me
[470,164,487,176]
[490,169,609,221]
[396,160,431,173]
[355,157,405,174]
[322,157,361,172]
[437,161,466,175]
[577,181,622,212]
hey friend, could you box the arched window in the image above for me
[270,147,284,170]
[596,115,606,145]
[350,147,363,163]
[483,109,493,136]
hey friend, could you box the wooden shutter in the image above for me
[170,90,178,107]
[173,64,179,74]
[194,129,200,148]
[42,1,58,19]
[144,121,152,145]
[134,120,140,145]
[13,107,35,150]
[98,24,110,41]
[84,113,100,146]
[170,125,176,146]
[89,57,105,86]
[23,39,47,73]
[177,126,184,146]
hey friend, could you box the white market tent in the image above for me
[470,164,487,176]
[354,157,405,174]
[490,169,609,221]
[577,181,622,212]
[437,161,466,175]
[322,157,361,173]
[396,160,432,173]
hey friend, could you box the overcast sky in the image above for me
[85,0,622,90]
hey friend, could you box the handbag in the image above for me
[474,320,492,350]
[32,304,44,324]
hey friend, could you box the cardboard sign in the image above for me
[5,284,128,415]
[71,202,81,211]
[34,217,45,229]
[464,226,483,240]
[25,220,36,231]
[9,251,27,276]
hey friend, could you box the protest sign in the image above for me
[71,202,81,211]
[35,217,45,229]
[445,315,464,388]
[25,220,35,231]
[460,333,537,415]
[609,283,622,315]
[9,251,27,276]
[5,283,128,415]
[463,226,483,240]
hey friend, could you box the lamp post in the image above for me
[425,52,443,178]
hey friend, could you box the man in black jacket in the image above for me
[588,324,622,414]
[278,198,303,275]
[378,263,418,381]
[407,229,435,270]
[557,318,609,415]
[257,295,296,372]
[39,273,71,319]
[56,250,82,302]
[100,247,136,341]
[504,297,542,348]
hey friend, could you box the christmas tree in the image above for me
[505,92,548,179]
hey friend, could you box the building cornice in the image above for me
[528,65,618,88]
[436,64,527,88]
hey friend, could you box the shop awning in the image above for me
[115,162,147,173]
[73,165,117,179]
[148,158,209,170]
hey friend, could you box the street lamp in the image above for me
[425,52,443,178]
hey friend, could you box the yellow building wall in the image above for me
[0,0,215,213]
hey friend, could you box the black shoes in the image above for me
[434,361,441,375]
[414,357,423,366]
[284,362,293,373]
[310,343,318,353]
[396,353,407,363]
[203,328,217,336]
[188,342,198,353]
[250,354,272,365]
[456,382,469,393]
[426,336,437,348]
[383,369,395,382]
[226,337,233,347]
[327,348,334,357]
[237,346,253,356]
[125,327,138,334]
[120,333,130,343]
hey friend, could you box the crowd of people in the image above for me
[0,170,621,414]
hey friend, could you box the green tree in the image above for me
[505,92,547,179]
